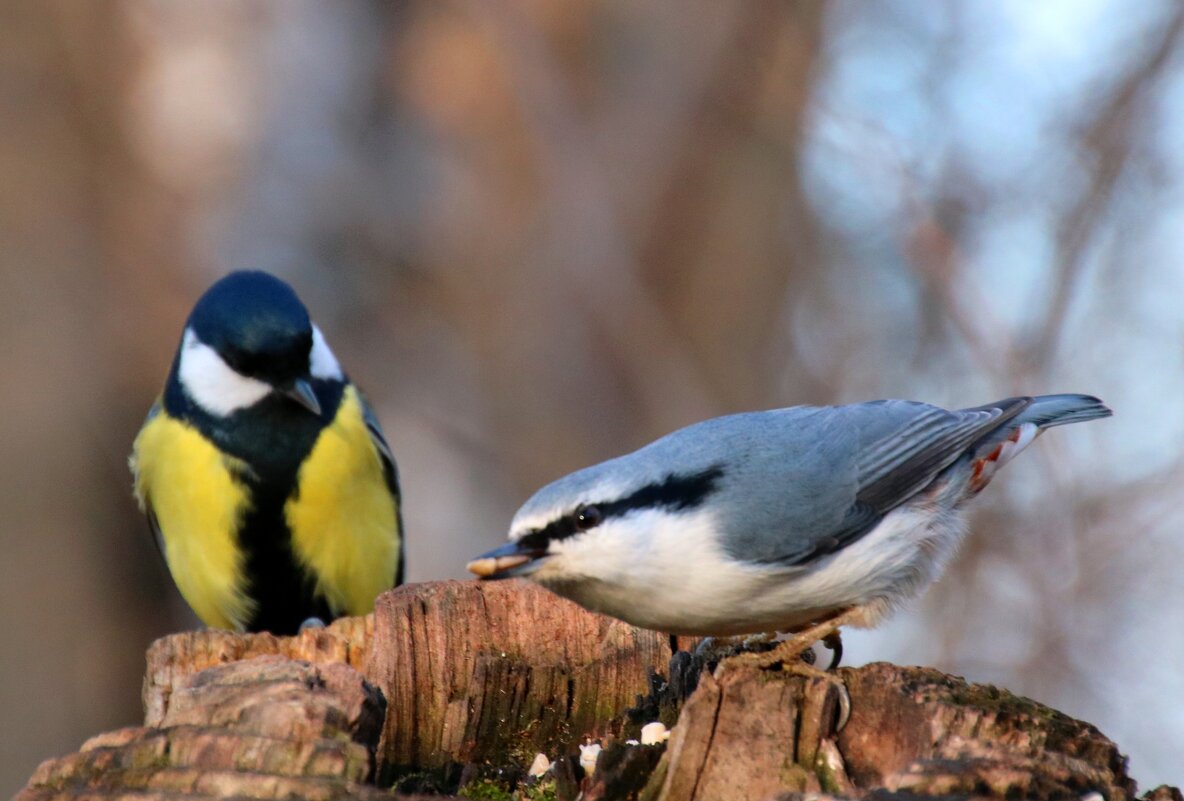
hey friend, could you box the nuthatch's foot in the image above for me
[715,607,865,731]
[715,644,851,731]
[777,659,851,732]
[720,609,856,671]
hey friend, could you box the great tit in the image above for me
[131,270,403,634]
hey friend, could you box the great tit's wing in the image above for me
[706,398,1030,566]
[360,393,400,496]
[141,399,163,425]
[358,390,405,585]
[140,500,166,560]
[130,400,169,562]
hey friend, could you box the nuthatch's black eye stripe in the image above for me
[602,464,725,517]
[518,464,725,550]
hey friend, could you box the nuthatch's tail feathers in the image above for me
[1013,393,1112,428]
[963,394,1111,493]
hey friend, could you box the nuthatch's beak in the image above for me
[467,540,547,580]
[281,378,322,416]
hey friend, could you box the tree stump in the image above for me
[18,656,394,801]
[142,614,372,726]
[651,661,1155,801]
[365,580,687,779]
[16,580,1183,801]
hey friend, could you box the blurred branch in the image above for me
[902,4,1184,388]
[594,8,750,232]
[1072,456,1184,583]
[464,2,722,426]
[905,210,1012,379]
[636,2,829,406]
[1027,3,1184,372]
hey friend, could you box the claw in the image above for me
[834,676,851,731]
[822,630,844,669]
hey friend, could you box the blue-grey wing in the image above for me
[851,397,1027,511]
[706,398,1028,566]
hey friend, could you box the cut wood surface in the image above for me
[17,580,1183,801]
[365,580,689,774]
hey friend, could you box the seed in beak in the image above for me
[467,554,533,577]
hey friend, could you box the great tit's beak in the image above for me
[467,540,547,580]
[282,378,322,416]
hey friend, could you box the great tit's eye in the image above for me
[574,505,603,530]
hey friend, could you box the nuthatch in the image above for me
[470,394,1110,680]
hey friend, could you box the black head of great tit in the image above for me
[130,270,404,634]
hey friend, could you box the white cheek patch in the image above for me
[309,325,343,380]
[543,511,674,580]
[531,507,765,632]
[178,329,272,416]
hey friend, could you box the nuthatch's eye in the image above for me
[574,505,603,530]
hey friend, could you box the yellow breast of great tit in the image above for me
[285,385,401,618]
[132,384,401,632]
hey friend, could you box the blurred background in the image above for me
[2,0,1182,794]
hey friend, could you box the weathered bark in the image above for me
[18,656,394,801]
[17,581,1183,801]
[142,614,372,726]
[652,662,1150,801]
